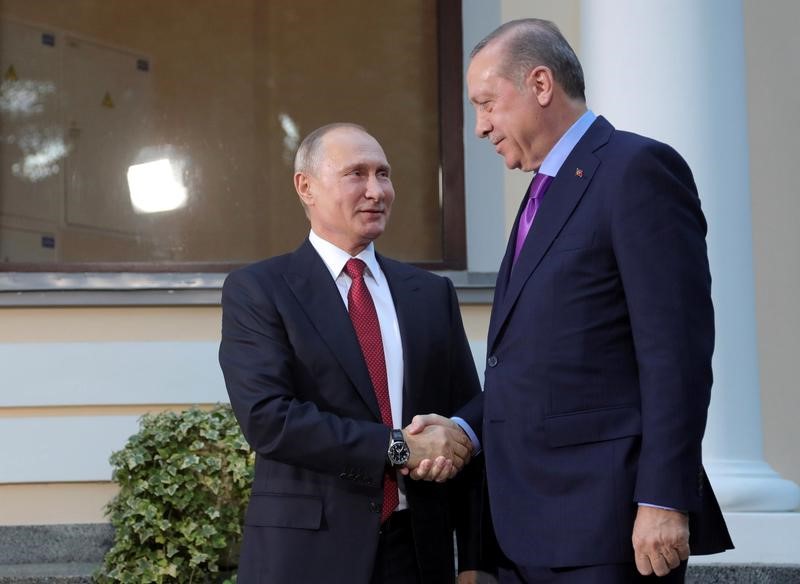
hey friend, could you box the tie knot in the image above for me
[530,172,553,201]
[344,258,367,279]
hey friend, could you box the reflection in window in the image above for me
[127,158,187,215]
[0,0,455,268]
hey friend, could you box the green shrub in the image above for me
[96,405,254,583]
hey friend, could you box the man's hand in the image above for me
[400,414,472,482]
[632,505,690,576]
[456,569,480,584]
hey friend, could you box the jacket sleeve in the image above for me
[611,141,714,512]
[219,267,389,487]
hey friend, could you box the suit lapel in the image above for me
[487,184,532,347]
[378,256,422,426]
[487,117,614,351]
[283,240,382,420]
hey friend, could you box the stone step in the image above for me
[2,563,798,584]
[1,525,799,583]
[0,524,108,584]
[0,525,112,565]
[0,562,96,584]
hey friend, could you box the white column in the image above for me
[580,0,799,511]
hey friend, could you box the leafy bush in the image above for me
[96,405,254,583]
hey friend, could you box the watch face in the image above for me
[388,441,410,465]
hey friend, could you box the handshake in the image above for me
[398,414,474,482]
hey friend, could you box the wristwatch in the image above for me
[387,429,410,466]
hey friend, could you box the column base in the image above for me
[705,459,800,512]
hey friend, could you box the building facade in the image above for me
[1,0,798,565]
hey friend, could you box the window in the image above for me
[0,0,465,272]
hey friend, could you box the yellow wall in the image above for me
[0,483,118,525]
[0,305,227,524]
[0,306,220,342]
[0,303,492,525]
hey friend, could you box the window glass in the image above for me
[0,0,456,269]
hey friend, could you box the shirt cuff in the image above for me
[451,417,481,455]
[638,502,687,513]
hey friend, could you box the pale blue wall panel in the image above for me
[0,416,140,482]
[0,341,227,407]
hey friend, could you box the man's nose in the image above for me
[474,113,491,139]
[365,175,384,199]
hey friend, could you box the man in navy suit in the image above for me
[407,19,732,583]
[219,123,487,583]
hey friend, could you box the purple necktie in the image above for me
[513,172,553,263]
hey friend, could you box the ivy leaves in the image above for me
[96,406,253,583]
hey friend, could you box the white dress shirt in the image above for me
[308,230,407,509]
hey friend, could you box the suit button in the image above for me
[369,502,380,513]
[487,355,498,367]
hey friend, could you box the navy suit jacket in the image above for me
[459,116,732,569]
[220,240,485,583]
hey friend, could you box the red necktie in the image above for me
[343,258,398,523]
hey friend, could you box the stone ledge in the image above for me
[687,564,800,584]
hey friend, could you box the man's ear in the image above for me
[526,65,555,107]
[294,172,314,207]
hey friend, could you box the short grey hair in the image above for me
[294,122,368,176]
[471,19,585,101]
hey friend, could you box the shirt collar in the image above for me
[538,110,597,177]
[308,230,383,285]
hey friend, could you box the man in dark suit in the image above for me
[407,19,733,583]
[219,123,486,583]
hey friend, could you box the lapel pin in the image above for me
[575,168,584,178]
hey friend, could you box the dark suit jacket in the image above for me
[459,116,733,569]
[220,239,485,583]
